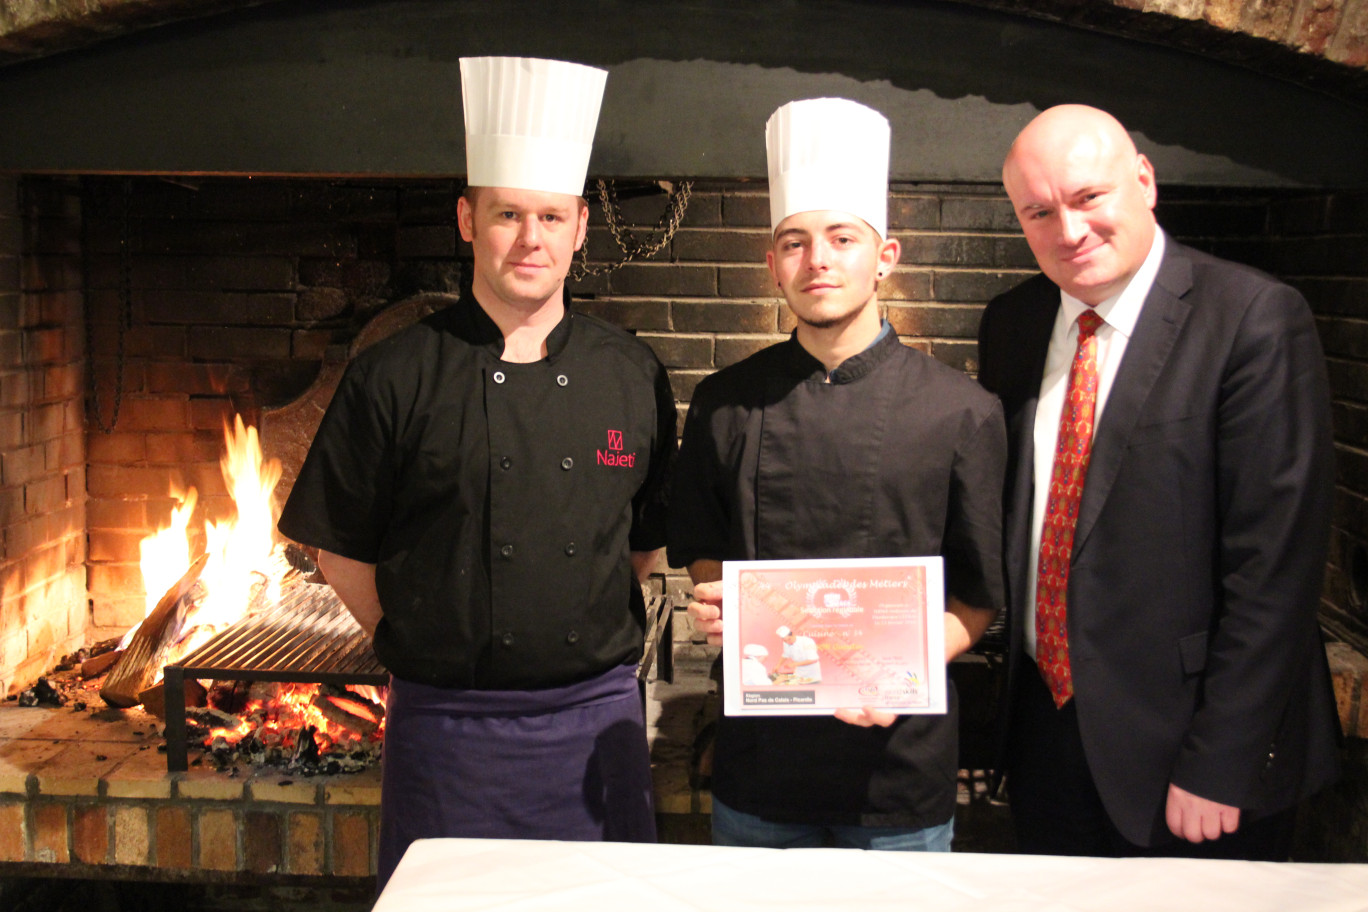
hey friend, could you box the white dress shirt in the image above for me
[1024,230,1166,660]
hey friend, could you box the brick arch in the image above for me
[973,0,1367,66]
[962,0,1368,96]
[1,0,1366,90]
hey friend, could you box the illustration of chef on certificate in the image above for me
[722,557,947,717]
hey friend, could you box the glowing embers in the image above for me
[190,681,386,776]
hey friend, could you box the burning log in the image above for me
[310,690,381,738]
[100,553,209,708]
[206,680,252,715]
[320,682,385,719]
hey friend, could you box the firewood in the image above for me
[100,553,209,708]
[80,649,123,679]
[137,678,208,719]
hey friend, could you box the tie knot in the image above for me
[1077,309,1104,338]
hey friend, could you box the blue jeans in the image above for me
[711,796,954,851]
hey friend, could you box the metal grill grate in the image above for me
[162,579,387,772]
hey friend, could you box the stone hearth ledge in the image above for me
[0,701,380,879]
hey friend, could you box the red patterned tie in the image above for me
[1036,309,1104,708]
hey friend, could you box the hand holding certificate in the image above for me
[720,557,947,718]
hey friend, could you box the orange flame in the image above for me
[197,416,283,630]
[123,486,199,650]
[135,415,283,678]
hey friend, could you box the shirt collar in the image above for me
[1059,228,1166,336]
[542,296,575,360]
[783,320,899,384]
[450,289,575,359]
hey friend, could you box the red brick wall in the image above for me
[0,176,86,694]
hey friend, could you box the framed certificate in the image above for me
[721,557,946,717]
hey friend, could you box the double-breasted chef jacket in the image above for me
[279,294,677,690]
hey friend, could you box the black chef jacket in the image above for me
[278,295,676,690]
[667,328,1006,827]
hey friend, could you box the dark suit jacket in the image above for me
[977,238,1341,846]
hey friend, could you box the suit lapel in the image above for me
[1071,244,1195,558]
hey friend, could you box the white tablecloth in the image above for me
[374,838,1368,911]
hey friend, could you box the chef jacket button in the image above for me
[501,632,515,648]
[564,542,577,556]
[500,544,514,559]
[561,457,573,470]
[556,374,568,387]
[500,456,512,470]
[493,371,506,384]
[566,630,580,645]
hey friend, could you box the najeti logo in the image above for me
[597,429,636,467]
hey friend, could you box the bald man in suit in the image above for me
[977,104,1340,859]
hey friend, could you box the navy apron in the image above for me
[377,663,655,891]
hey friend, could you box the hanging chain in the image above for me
[570,179,693,281]
[86,178,131,433]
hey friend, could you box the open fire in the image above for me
[92,415,387,773]
[191,681,385,775]
[124,415,283,673]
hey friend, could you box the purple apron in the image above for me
[377,663,656,891]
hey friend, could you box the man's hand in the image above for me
[1166,783,1240,843]
[833,707,898,728]
[687,579,724,647]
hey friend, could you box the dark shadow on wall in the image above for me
[0,0,1363,186]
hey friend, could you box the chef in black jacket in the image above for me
[278,57,675,891]
[669,98,1005,850]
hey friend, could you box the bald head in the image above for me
[1004,105,1138,190]
[1002,105,1158,306]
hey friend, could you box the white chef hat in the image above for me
[765,98,890,239]
[776,626,792,638]
[743,643,769,658]
[459,56,608,196]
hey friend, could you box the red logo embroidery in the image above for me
[597,429,636,467]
